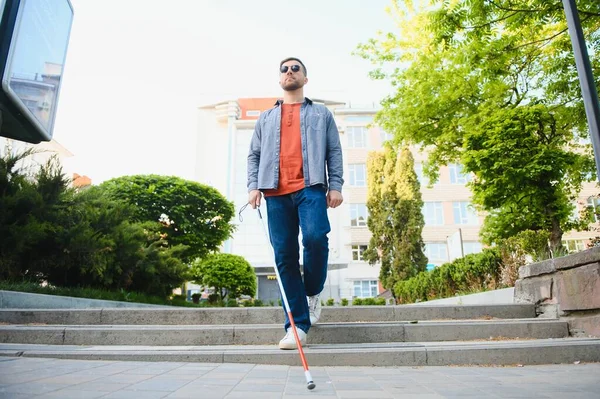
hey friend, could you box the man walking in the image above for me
[247,57,344,349]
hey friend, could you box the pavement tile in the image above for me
[541,394,599,399]
[122,368,169,375]
[102,391,169,399]
[0,369,67,384]
[201,372,248,379]
[163,367,214,376]
[216,364,255,372]
[284,383,336,395]
[369,374,420,382]
[331,380,381,390]
[35,389,110,398]
[66,381,130,392]
[0,383,70,395]
[231,383,285,392]
[577,384,600,394]
[243,377,287,384]
[253,364,290,371]
[165,385,232,398]
[431,389,492,397]
[96,373,155,384]
[0,394,34,399]
[336,389,393,398]
[35,373,103,384]
[225,392,283,399]
[67,366,126,376]
[124,376,194,392]
[187,378,241,386]
[379,383,436,395]
[246,371,289,379]
[477,386,541,398]
[282,396,337,399]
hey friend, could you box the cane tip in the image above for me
[307,381,316,390]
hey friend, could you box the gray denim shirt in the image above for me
[247,97,344,193]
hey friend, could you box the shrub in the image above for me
[172,294,188,305]
[363,297,375,305]
[326,298,335,306]
[191,253,256,301]
[353,298,363,305]
[341,298,349,306]
[241,299,253,307]
[497,230,551,286]
[226,298,238,307]
[393,248,503,304]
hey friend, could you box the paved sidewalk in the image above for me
[0,357,598,398]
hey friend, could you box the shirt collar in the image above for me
[274,97,313,107]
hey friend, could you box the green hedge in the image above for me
[393,248,503,304]
[352,297,386,306]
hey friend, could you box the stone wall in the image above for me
[514,247,600,337]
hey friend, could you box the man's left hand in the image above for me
[327,190,343,209]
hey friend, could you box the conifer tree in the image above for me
[364,145,428,291]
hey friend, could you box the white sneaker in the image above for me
[278,327,307,350]
[308,294,322,325]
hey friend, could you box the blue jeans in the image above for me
[265,185,331,334]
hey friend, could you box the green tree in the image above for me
[363,145,427,291]
[0,149,69,281]
[355,0,599,250]
[191,253,257,301]
[0,150,190,296]
[99,175,235,262]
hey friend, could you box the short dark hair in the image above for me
[280,57,307,76]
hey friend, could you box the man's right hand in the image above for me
[248,190,262,209]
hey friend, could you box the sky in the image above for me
[51,0,398,184]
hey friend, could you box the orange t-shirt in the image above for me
[263,103,305,197]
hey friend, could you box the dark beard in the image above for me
[282,80,302,91]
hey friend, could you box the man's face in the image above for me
[279,60,307,91]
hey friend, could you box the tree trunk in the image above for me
[549,217,563,253]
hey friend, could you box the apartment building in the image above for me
[195,97,598,302]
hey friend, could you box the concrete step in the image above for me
[1,338,599,366]
[0,304,535,325]
[0,319,568,346]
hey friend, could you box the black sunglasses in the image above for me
[280,64,302,73]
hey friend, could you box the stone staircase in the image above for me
[1,304,599,366]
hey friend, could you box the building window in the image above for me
[348,164,366,186]
[422,202,444,225]
[562,239,586,253]
[453,202,479,225]
[347,126,367,148]
[246,110,260,117]
[350,204,368,227]
[449,163,472,184]
[351,245,368,261]
[353,280,378,298]
[414,162,429,187]
[587,197,600,222]
[380,129,393,144]
[424,242,448,262]
[463,241,483,255]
